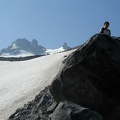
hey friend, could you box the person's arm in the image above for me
[100,27,104,33]
[109,30,111,36]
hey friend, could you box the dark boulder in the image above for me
[8,34,120,120]
[9,87,56,120]
[9,87,103,120]
[50,34,120,119]
[50,100,103,120]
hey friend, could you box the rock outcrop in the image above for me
[8,34,120,120]
[9,87,103,120]
[62,42,71,50]
[50,100,103,120]
[50,34,120,120]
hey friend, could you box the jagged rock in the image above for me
[9,86,103,120]
[8,34,120,120]
[50,100,103,120]
[31,39,39,48]
[9,87,54,120]
[62,42,70,50]
[50,34,120,120]
[0,38,46,56]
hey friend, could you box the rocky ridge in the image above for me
[9,34,120,120]
[0,39,46,56]
[0,38,71,56]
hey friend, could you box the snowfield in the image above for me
[0,49,75,120]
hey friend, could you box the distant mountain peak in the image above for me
[62,42,70,50]
[31,39,38,48]
[0,38,46,56]
[0,38,71,57]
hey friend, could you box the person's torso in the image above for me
[103,29,110,36]
[101,27,111,36]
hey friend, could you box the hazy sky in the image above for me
[0,0,120,50]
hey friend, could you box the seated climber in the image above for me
[100,21,111,36]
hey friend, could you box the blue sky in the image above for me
[0,0,120,50]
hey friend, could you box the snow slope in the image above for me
[0,49,75,120]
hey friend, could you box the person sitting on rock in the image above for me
[100,21,111,36]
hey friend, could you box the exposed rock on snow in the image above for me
[9,87,103,120]
[7,34,120,120]
[50,34,120,120]
[0,49,75,120]
[9,87,54,120]
[50,100,103,120]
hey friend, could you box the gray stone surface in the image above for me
[50,34,120,119]
[8,34,120,120]
[50,100,103,120]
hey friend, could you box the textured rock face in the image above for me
[50,101,103,120]
[9,87,56,120]
[8,34,120,120]
[50,34,120,119]
[9,87,103,120]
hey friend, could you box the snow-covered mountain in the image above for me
[46,42,71,55]
[0,48,76,120]
[0,38,46,57]
[0,39,70,57]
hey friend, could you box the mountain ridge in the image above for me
[0,38,71,57]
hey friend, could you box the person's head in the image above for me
[104,21,110,29]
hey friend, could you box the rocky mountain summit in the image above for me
[62,42,71,50]
[0,39,70,57]
[0,38,46,56]
[9,34,120,120]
